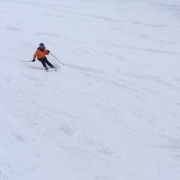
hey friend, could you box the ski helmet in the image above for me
[39,43,45,48]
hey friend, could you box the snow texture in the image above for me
[0,0,180,180]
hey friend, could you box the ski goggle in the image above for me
[39,45,45,48]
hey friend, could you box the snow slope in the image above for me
[0,0,180,180]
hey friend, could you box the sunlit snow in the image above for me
[0,0,180,180]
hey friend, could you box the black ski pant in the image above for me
[38,57,54,68]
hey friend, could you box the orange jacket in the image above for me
[33,48,49,60]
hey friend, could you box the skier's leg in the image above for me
[44,57,54,68]
[38,58,48,69]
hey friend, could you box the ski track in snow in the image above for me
[0,0,180,180]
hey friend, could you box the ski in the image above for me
[45,67,56,72]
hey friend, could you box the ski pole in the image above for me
[50,53,64,66]
[21,60,33,62]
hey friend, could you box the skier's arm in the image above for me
[45,49,50,55]
[33,50,38,60]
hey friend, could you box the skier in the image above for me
[32,43,55,70]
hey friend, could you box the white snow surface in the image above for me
[0,0,180,180]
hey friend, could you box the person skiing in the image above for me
[32,43,55,70]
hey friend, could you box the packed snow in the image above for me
[0,0,180,180]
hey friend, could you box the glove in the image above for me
[32,59,35,62]
[47,50,50,53]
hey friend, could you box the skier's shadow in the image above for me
[65,63,105,74]
[27,64,60,71]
